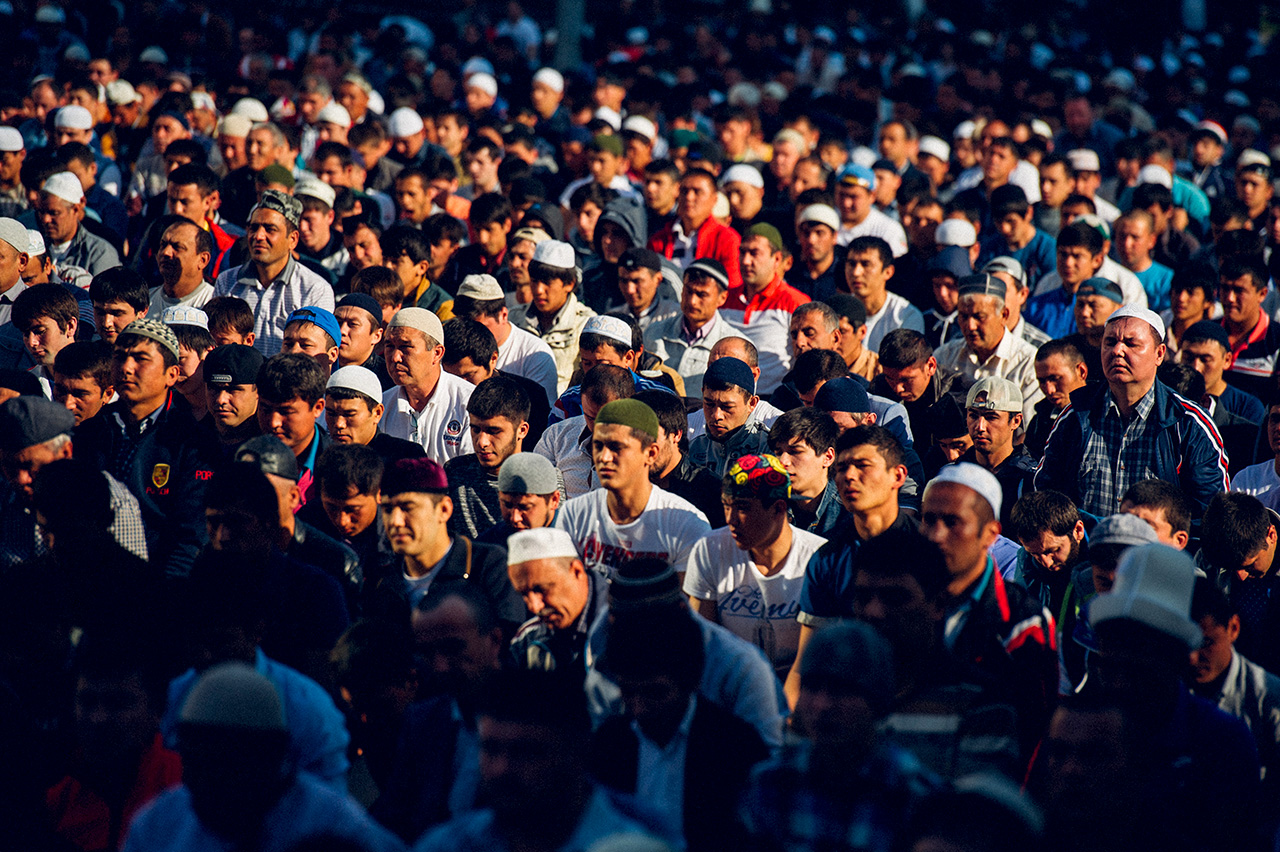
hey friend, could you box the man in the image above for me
[36,171,119,276]
[919,463,1057,757]
[508,239,596,395]
[1119,479,1193,550]
[934,273,1042,426]
[301,442,388,579]
[439,318,551,450]
[1199,493,1280,675]
[122,664,401,852]
[981,185,1056,286]
[787,204,844,300]
[150,219,214,316]
[253,353,330,506]
[366,457,522,630]
[1180,319,1266,434]
[555,399,711,576]
[832,164,908,256]
[535,365,634,499]
[444,376,532,539]
[685,453,827,679]
[645,258,736,397]
[872,329,970,453]
[688,356,771,477]
[0,218,29,328]
[13,283,79,389]
[51,340,113,424]
[649,168,742,287]
[785,425,914,707]
[1236,154,1274,229]
[1114,210,1174,313]
[381,308,475,463]
[1025,221,1141,340]
[981,255,1050,349]
[213,190,335,356]
[1026,338,1089,459]
[475,452,563,547]
[507,528,606,678]
[295,179,348,277]
[1232,400,1280,514]
[1035,153,1076,237]
[155,164,239,280]
[1009,489,1089,630]
[1218,256,1280,403]
[768,407,846,537]
[613,247,679,334]
[380,225,454,319]
[642,159,680,237]
[90,267,150,346]
[281,306,341,373]
[633,388,725,529]
[441,193,513,289]
[334,293,391,387]
[960,377,1034,527]
[203,343,263,448]
[0,129,26,220]
[722,223,810,394]
[1073,277,1123,351]
[72,319,219,579]
[324,364,426,465]
[1036,306,1229,518]
[452,273,557,403]
[846,236,924,355]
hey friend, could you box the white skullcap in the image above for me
[533,67,565,94]
[621,115,656,142]
[918,135,950,162]
[953,120,977,140]
[53,105,93,130]
[727,82,762,108]
[41,171,84,205]
[367,90,385,115]
[935,218,977,247]
[461,56,495,77]
[581,315,633,348]
[720,163,764,189]
[162,305,209,330]
[1066,148,1101,173]
[105,79,142,106]
[190,91,216,113]
[797,204,841,232]
[507,528,580,566]
[139,46,169,65]
[388,107,425,138]
[0,218,27,253]
[457,274,504,301]
[762,81,789,101]
[1075,213,1111,241]
[327,365,383,404]
[467,73,498,98]
[1030,119,1053,140]
[929,461,1003,521]
[295,178,336,209]
[1238,149,1272,170]
[34,4,66,23]
[180,662,286,731]
[0,126,23,152]
[1105,304,1165,341]
[27,229,45,256]
[218,113,253,138]
[1137,164,1173,188]
[231,98,269,122]
[594,106,622,131]
[317,101,351,129]
[388,307,445,344]
[532,239,576,270]
[713,191,731,219]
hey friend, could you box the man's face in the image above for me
[878,123,910,164]
[167,182,215,222]
[1039,162,1074,207]
[790,161,826,200]
[789,311,838,355]
[880,358,936,403]
[53,372,110,424]
[475,220,509,258]
[93,300,142,345]
[499,490,559,531]
[1036,353,1086,409]
[1,437,70,499]
[246,209,297,268]
[588,150,621,185]
[772,436,833,498]
[995,212,1028,244]
[1074,294,1118,340]
[617,267,659,314]
[771,141,801,182]
[797,222,836,265]
[957,295,1006,354]
[395,175,433,224]
[1236,170,1273,213]
[23,316,75,367]
[0,148,26,185]
[325,394,382,445]
[1180,340,1230,393]
[507,558,589,630]
[834,445,901,514]
[435,115,467,151]
[920,482,995,578]
[478,717,578,828]
[1101,317,1165,389]
[723,495,784,552]
[1119,501,1186,549]
[506,239,536,288]
[334,307,382,366]
[321,484,379,538]
[966,408,1019,454]
[312,155,348,188]
[530,274,573,317]
[739,236,779,289]
[680,275,725,325]
[702,387,754,438]
[1043,707,1133,821]
[219,134,248,171]
[467,149,500,189]
[113,340,177,409]
[935,434,973,462]
[150,116,188,154]
[207,382,258,430]
[344,225,383,271]
[1190,614,1239,685]
[1115,218,1155,268]
[982,144,1017,184]
[678,175,716,225]
[157,223,208,287]
[298,207,333,252]
[412,596,499,696]
[282,322,338,370]
[444,355,496,386]
[1019,525,1083,573]
[382,491,450,559]
[245,129,278,172]
[843,250,889,300]
[578,341,634,374]
[644,172,679,213]
[296,91,328,125]
[1057,245,1104,287]
[384,327,442,391]
[256,395,322,454]
[725,182,764,221]
[471,414,525,471]
[834,183,874,223]
[37,194,81,244]
[592,422,656,489]
[1218,274,1265,327]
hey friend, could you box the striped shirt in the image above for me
[214,258,335,356]
[722,277,811,395]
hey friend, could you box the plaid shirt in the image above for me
[0,472,148,566]
[1079,384,1159,516]
[213,257,335,356]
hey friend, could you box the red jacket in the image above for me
[649,216,743,289]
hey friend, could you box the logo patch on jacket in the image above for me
[151,463,171,489]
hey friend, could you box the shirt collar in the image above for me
[683,311,719,343]
[631,694,697,749]
[237,256,296,289]
[1106,382,1157,423]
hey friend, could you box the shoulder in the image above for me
[439,371,476,401]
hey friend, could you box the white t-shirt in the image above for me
[684,525,826,674]
[864,291,926,355]
[1231,460,1280,513]
[148,281,215,317]
[497,325,559,404]
[555,485,711,576]
[380,372,475,463]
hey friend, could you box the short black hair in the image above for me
[769,406,838,455]
[316,442,384,498]
[453,294,505,320]
[836,424,903,469]
[581,315,641,355]
[1036,338,1085,365]
[469,192,514,229]
[381,224,431,264]
[1220,255,1269,291]
[879,329,933,368]
[167,163,220,196]
[53,339,112,388]
[845,236,894,268]
[468,374,531,424]
[990,184,1030,219]
[792,349,847,394]
[581,364,635,407]
[172,323,216,354]
[1056,221,1105,255]
[1132,182,1173,212]
[1009,489,1079,541]
[1201,492,1272,570]
[203,296,254,338]
[442,317,498,367]
[1120,479,1193,538]
[1190,574,1235,627]
[422,213,466,246]
[634,388,688,443]
[853,526,952,600]
[89,267,150,311]
[257,352,327,405]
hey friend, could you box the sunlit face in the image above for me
[344,224,383,271]
[678,175,717,225]
[396,175,433,224]
[1074,294,1119,340]
[966,408,1021,454]
[37,193,82,244]
[282,321,338,370]
[920,481,998,578]
[797,222,836,265]
[880,359,936,403]
[506,239,536,288]
[381,491,451,559]
[834,183,874,223]
[702,386,755,438]
[23,316,76,367]
[1180,339,1231,393]
[530,273,574,317]
[1218,274,1265,327]
[834,444,903,514]
[773,436,834,498]
[507,558,589,630]
[957,294,1007,354]
[1039,162,1074,207]
[207,382,258,430]
[113,339,178,409]
[166,182,216,222]
[844,250,890,300]
[150,115,189,155]
[53,372,110,424]
[739,236,780,289]
[1101,317,1165,389]
[93,299,142,345]
[246,208,297,268]
[470,414,526,471]
[644,172,680,213]
[256,394,323,454]
[591,422,657,489]
[617,266,660,314]
[157,222,208,286]
[383,326,443,392]
[334,306,382,366]
[324,394,382,445]
[1057,245,1104,287]
[1019,524,1083,573]
[789,311,838,355]
[1036,353,1086,409]
[680,275,726,326]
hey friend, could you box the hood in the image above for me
[594,195,648,253]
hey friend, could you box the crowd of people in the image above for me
[3,0,1280,850]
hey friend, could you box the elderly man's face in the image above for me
[958,294,1007,355]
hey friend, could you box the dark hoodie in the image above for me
[579,195,648,312]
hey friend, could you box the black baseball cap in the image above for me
[204,344,264,386]
[234,435,300,481]
[618,247,662,272]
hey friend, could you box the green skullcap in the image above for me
[594,399,659,442]
[746,222,783,251]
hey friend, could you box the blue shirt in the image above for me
[982,228,1057,287]
[797,512,917,622]
[1023,286,1077,340]
[1133,262,1174,313]
[1217,382,1266,425]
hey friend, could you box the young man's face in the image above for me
[282,322,338,370]
[322,483,380,538]
[24,316,76,367]
[530,274,574,317]
[93,300,143,345]
[53,371,111,424]
[834,444,902,514]
[113,339,178,408]
[382,491,451,559]
[344,225,383,271]
[475,219,510,258]
[591,422,657,490]
[498,490,560,531]
[773,436,834,498]
[722,495,784,552]
[325,394,382,445]
[334,307,383,366]
[1119,500,1187,550]
[206,382,258,430]
[680,276,726,325]
[880,358,936,403]
[966,408,1020,455]
[1218,274,1265,327]
[470,414,527,471]
[257,395,324,454]
[1056,244,1104,287]
[702,386,755,439]
[995,212,1029,244]
[844,250,890,300]
[1180,340,1230,394]
[1190,614,1239,685]
[385,253,429,294]
[395,175,433,223]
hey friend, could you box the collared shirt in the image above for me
[1224,311,1280,402]
[380,373,474,463]
[1012,315,1051,349]
[944,557,994,650]
[934,330,1044,424]
[646,310,736,398]
[0,280,28,326]
[634,696,697,840]
[1078,383,1159,516]
[722,277,811,394]
[213,257,336,356]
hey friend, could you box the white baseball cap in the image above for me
[42,172,84,205]
[327,365,384,405]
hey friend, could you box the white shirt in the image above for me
[935,329,1044,424]
[1032,256,1149,310]
[836,207,909,257]
[555,484,711,576]
[634,695,696,841]
[558,174,641,208]
[148,281,215,317]
[684,525,827,674]
[380,372,475,463]
[496,324,559,405]
[534,415,597,499]
[951,159,1043,203]
[1231,460,1280,513]
[864,291,926,355]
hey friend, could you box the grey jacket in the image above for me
[59,224,120,276]
[1215,649,1280,783]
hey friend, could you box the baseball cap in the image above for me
[837,163,876,191]
[285,307,341,348]
[1090,542,1202,650]
[204,344,263,386]
[1075,277,1124,304]
[982,256,1027,288]
[235,435,300,481]
[965,376,1023,413]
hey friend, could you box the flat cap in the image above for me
[0,396,75,454]
[498,452,561,495]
